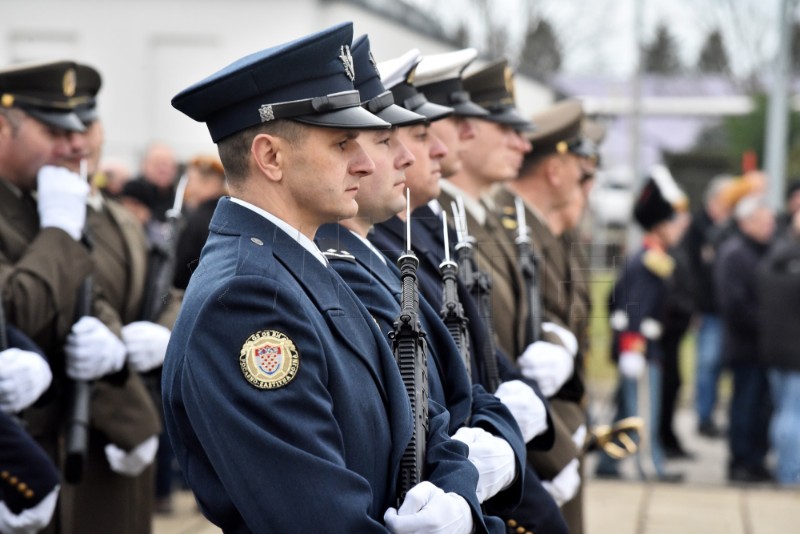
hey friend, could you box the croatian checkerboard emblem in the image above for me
[240,330,299,389]
[340,45,355,81]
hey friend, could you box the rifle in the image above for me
[64,159,93,484]
[437,211,471,383]
[514,196,542,345]
[389,190,429,506]
[140,172,187,322]
[450,198,501,393]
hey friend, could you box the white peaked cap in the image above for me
[378,49,422,90]
[415,48,478,86]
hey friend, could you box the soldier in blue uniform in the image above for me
[163,22,488,534]
[316,36,532,532]
[596,165,689,482]
[0,324,59,533]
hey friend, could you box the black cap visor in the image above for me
[293,104,390,129]
[483,105,534,131]
[23,106,85,132]
[365,91,426,126]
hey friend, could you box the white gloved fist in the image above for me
[36,165,89,241]
[542,458,581,507]
[65,316,126,380]
[494,380,548,443]
[122,321,171,372]
[105,435,159,477]
[0,485,59,534]
[542,322,579,357]
[452,426,516,503]
[384,481,473,534]
[618,351,646,379]
[0,348,52,414]
[517,341,574,397]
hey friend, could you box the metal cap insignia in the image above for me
[63,68,77,97]
[340,45,355,81]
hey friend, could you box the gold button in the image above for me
[9,476,17,485]
[507,519,518,528]
[1,471,8,479]
[18,482,28,492]
[24,489,34,499]
[516,528,525,534]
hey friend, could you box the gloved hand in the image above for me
[542,322,578,357]
[494,379,548,442]
[618,351,646,379]
[517,341,574,397]
[0,484,59,534]
[452,426,516,502]
[37,165,89,241]
[0,348,52,413]
[572,424,587,449]
[104,435,159,477]
[384,481,473,534]
[65,316,126,380]
[542,458,580,507]
[122,321,171,372]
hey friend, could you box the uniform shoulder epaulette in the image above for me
[642,249,675,278]
[500,206,517,231]
[321,248,356,263]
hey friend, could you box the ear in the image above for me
[251,133,284,183]
[544,155,562,187]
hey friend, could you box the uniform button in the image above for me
[18,482,28,492]
[507,519,518,528]
[516,527,525,534]
[1,471,8,479]
[250,237,264,246]
[9,476,17,485]
[24,489,34,499]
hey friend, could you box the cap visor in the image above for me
[484,107,535,131]
[293,105,390,130]
[412,101,453,122]
[452,100,489,118]
[24,107,86,132]
[376,104,426,126]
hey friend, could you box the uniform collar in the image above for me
[439,179,486,226]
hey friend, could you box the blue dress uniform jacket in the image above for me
[370,212,568,534]
[316,224,526,516]
[162,198,480,533]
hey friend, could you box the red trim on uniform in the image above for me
[619,331,646,353]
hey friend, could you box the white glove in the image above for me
[541,322,579,357]
[384,481,473,534]
[104,435,159,477]
[121,321,171,372]
[65,316,126,380]
[542,458,580,507]
[572,424,587,449]
[517,341,574,397]
[618,351,646,379]
[452,426,516,503]
[0,485,59,534]
[0,348,52,413]
[494,380,548,443]
[36,165,89,241]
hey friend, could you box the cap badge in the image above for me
[368,50,380,77]
[340,45,355,81]
[63,68,77,98]
[1,94,13,108]
[240,330,300,390]
[503,67,516,99]
[258,104,274,122]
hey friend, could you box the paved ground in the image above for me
[153,392,800,534]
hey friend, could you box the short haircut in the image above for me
[704,174,733,206]
[733,194,767,221]
[0,107,23,135]
[217,119,307,184]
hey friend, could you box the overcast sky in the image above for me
[402,0,795,78]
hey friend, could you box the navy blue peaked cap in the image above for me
[172,22,389,142]
[351,35,424,126]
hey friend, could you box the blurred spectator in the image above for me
[119,143,179,231]
[757,209,800,487]
[172,155,227,290]
[682,175,733,438]
[774,180,800,237]
[94,157,132,198]
[715,194,775,483]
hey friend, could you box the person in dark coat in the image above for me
[758,210,800,486]
[715,194,775,483]
[163,23,488,533]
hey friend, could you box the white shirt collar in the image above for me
[427,198,442,216]
[229,197,328,266]
[350,230,387,265]
[439,180,486,226]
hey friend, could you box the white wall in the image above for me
[2,0,552,169]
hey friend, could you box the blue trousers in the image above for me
[694,314,723,425]
[768,369,800,485]
[728,361,771,470]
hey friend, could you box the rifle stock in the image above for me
[514,196,542,345]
